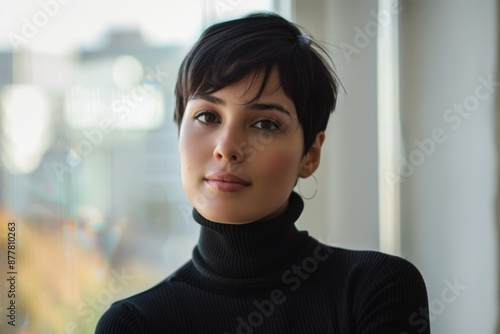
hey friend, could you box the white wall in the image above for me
[294,0,380,251]
[294,0,498,332]
[399,1,498,332]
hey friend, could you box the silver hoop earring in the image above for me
[298,175,318,200]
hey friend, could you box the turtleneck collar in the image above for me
[191,191,310,284]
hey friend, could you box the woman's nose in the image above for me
[213,125,245,163]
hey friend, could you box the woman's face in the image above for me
[178,69,323,224]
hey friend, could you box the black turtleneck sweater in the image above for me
[96,192,430,333]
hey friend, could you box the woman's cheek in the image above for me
[180,126,210,164]
[264,149,300,181]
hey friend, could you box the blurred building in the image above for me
[0,27,195,269]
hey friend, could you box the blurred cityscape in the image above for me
[0,27,200,332]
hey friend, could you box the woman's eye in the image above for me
[253,119,281,131]
[194,111,219,124]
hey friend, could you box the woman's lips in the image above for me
[204,172,250,192]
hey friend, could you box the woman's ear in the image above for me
[299,131,325,178]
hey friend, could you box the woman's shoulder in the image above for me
[314,242,428,296]
[316,244,430,332]
[320,243,424,278]
[95,261,196,333]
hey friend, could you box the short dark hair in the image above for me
[174,12,340,155]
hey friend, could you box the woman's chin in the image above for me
[191,194,288,224]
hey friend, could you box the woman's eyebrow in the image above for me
[249,103,292,118]
[189,94,292,118]
[189,94,226,105]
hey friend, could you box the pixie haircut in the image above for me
[174,12,340,155]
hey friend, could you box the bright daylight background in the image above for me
[0,0,498,333]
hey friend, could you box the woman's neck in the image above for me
[191,191,310,281]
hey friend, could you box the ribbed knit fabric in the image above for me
[96,192,430,333]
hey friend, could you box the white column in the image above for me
[377,0,401,256]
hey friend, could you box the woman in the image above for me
[96,12,430,333]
